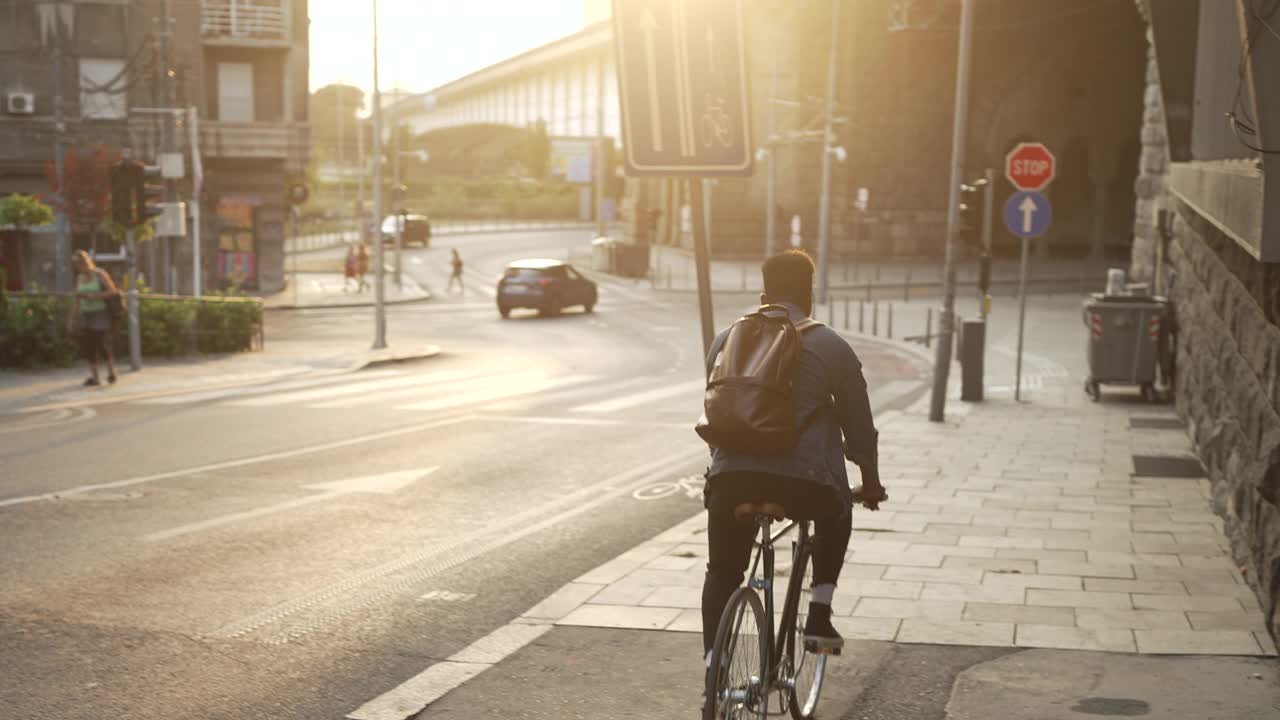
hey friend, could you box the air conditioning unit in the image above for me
[6,92,34,115]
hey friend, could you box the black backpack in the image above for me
[696,305,819,453]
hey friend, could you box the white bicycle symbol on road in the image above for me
[633,474,705,502]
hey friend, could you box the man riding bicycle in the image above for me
[699,250,886,667]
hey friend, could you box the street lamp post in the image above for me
[371,0,387,349]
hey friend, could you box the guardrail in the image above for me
[285,219,606,254]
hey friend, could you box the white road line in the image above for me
[143,468,438,542]
[347,624,552,720]
[227,370,485,408]
[477,374,656,411]
[0,415,473,509]
[570,377,704,413]
[396,375,598,411]
[308,369,537,409]
[0,406,96,435]
[477,414,689,429]
[134,369,404,405]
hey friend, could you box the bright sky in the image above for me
[308,0,586,101]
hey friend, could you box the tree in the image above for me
[516,121,552,180]
[309,83,366,164]
[0,194,54,229]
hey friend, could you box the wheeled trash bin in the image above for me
[1082,292,1168,402]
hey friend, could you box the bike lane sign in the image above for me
[613,0,754,176]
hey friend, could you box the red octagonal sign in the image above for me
[1005,142,1056,192]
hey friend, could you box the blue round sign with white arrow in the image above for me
[1003,191,1052,239]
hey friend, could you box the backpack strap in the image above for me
[794,318,821,333]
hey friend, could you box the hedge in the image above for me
[0,292,263,368]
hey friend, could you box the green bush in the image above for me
[0,293,79,368]
[0,292,262,368]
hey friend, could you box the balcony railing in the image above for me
[201,121,310,170]
[201,0,290,43]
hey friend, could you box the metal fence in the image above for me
[286,219,606,254]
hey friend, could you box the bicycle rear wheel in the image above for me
[705,587,768,720]
[786,542,826,720]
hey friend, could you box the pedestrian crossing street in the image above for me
[131,367,707,417]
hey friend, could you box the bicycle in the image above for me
[703,502,829,720]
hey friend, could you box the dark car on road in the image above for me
[380,214,432,248]
[496,259,597,318]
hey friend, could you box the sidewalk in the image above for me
[264,272,431,310]
[375,330,1278,718]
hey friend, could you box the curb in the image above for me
[264,293,434,312]
[5,345,445,414]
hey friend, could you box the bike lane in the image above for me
[344,333,932,720]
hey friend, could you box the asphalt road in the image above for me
[0,230,928,720]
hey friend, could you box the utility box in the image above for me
[958,318,985,402]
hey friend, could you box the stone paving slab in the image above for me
[515,370,1278,656]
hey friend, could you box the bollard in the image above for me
[828,300,835,325]
[872,301,879,336]
[888,303,894,339]
[843,296,850,329]
[859,301,865,332]
[865,280,872,302]
[904,269,912,303]
[925,306,933,348]
[741,264,747,292]
[875,263,882,281]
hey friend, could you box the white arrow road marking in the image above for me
[639,7,664,152]
[1019,195,1038,234]
[142,467,438,542]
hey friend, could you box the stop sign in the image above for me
[1005,142,1056,192]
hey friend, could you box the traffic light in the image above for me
[138,164,164,225]
[110,158,143,226]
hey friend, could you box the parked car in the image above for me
[496,259,597,318]
[380,214,432,247]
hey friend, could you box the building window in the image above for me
[79,58,127,119]
[218,62,255,121]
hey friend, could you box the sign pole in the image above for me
[814,0,841,306]
[370,0,387,350]
[929,0,976,423]
[691,179,715,365]
[126,228,142,371]
[1015,235,1030,401]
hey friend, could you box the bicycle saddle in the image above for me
[733,501,786,523]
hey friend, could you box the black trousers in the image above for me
[701,473,852,654]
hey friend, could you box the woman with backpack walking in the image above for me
[65,250,120,386]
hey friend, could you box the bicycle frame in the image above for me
[743,516,812,686]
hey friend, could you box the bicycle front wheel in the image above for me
[705,587,768,720]
[786,542,827,720]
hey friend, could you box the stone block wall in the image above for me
[1131,32,1169,284]
[1164,203,1280,642]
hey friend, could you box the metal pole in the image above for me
[691,179,715,365]
[392,90,402,288]
[371,0,387,349]
[126,229,141,370]
[161,0,177,294]
[765,23,779,258]
[928,0,975,423]
[338,81,345,228]
[980,167,994,320]
[1015,236,1030,401]
[292,208,299,307]
[815,0,841,305]
[52,0,70,292]
[188,107,202,297]
[596,53,608,238]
